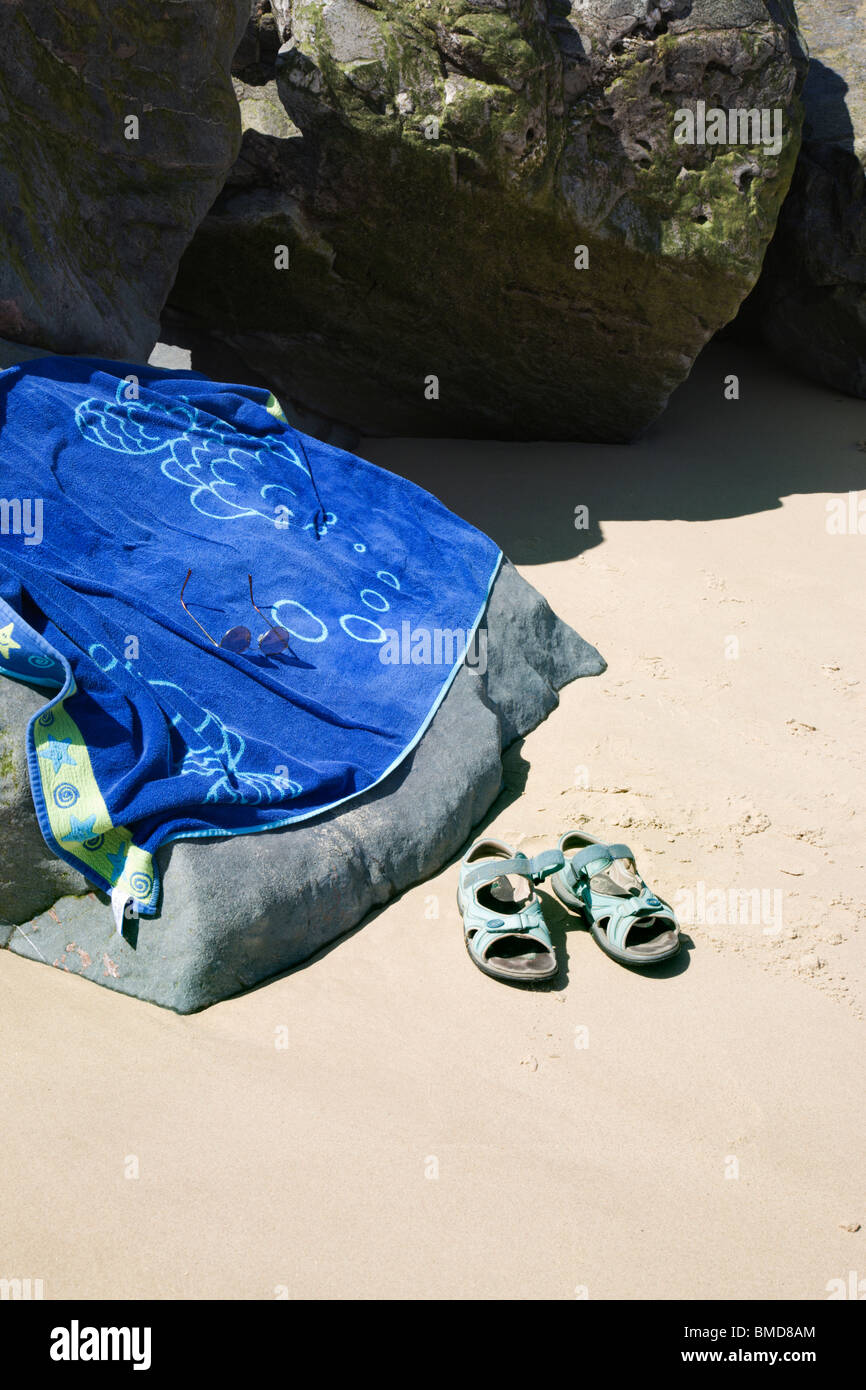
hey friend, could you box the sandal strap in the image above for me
[463,848,564,893]
[601,842,634,862]
[561,841,635,891]
[480,907,543,935]
[601,894,676,952]
[469,907,553,963]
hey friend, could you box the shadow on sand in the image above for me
[361,340,866,565]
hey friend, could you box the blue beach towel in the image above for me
[0,357,501,926]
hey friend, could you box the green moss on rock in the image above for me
[0,0,248,359]
[170,0,807,439]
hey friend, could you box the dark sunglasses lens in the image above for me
[259,625,289,655]
[220,625,251,653]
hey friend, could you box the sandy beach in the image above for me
[2,339,865,1301]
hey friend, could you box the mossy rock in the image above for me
[169,0,806,439]
[0,1,249,359]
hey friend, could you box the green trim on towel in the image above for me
[0,601,156,911]
[32,698,156,907]
[266,393,288,424]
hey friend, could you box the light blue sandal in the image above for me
[458,838,564,983]
[551,831,680,966]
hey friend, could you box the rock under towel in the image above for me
[0,357,501,918]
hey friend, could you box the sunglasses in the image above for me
[181,569,290,655]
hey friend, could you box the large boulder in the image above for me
[0,561,605,1011]
[167,0,806,440]
[0,1,249,360]
[742,1,866,397]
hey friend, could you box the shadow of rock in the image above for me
[736,4,866,398]
[361,340,866,565]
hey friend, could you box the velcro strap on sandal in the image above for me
[527,848,565,882]
[464,849,564,894]
[481,910,539,936]
[471,906,552,964]
[604,843,634,863]
[561,842,636,891]
[607,898,676,952]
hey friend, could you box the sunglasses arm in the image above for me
[180,568,220,647]
[247,573,272,630]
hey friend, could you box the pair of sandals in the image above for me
[457,832,680,983]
